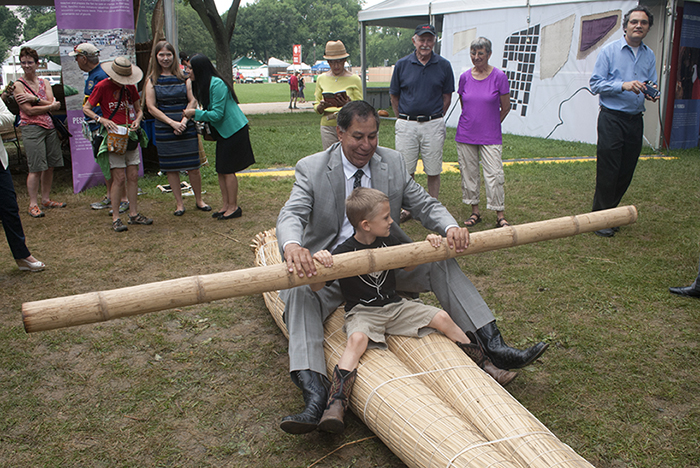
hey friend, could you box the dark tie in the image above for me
[352,170,364,190]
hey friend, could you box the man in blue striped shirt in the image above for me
[589,6,658,237]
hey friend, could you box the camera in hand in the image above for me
[642,81,660,99]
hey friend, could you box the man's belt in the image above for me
[398,113,443,122]
[600,106,642,119]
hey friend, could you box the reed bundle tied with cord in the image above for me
[252,228,596,468]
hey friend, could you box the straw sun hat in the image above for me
[104,56,143,85]
[323,41,349,60]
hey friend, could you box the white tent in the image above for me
[11,26,59,57]
[268,57,290,68]
[287,62,311,72]
[358,0,674,147]
[4,26,61,85]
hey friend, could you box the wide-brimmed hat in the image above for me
[69,43,99,57]
[103,56,143,85]
[414,24,436,36]
[323,41,349,60]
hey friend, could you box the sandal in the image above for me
[128,213,153,225]
[42,200,67,208]
[28,205,45,218]
[464,213,481,227]
[113,218,128,232]
[496,218,511,228]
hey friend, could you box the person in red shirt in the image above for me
[288,72,299,109]
[83,56,153,232]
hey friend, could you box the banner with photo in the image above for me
[55,0,141,193]
[669,1,700,149]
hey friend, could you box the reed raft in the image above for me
[252,226,598,468]
[22,206,636,333]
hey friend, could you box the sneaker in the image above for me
[108,202,129,215]
[91,197,111,210]
[128,213,153,225]
[113,218,128,232]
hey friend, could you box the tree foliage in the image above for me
[20,6,56,43]
[187,0,240,86]
[176,1,216,60]
[0,6,22,48]
[230,0,361,66]
[365,26,414,67]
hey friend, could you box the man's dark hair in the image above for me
[623,5,653,30]
[337,100,380,132]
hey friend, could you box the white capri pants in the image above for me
[456,142,505,211]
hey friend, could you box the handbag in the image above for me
[199,121,218,141]
[107,126,129,154]
[106,86,141,154]
[18,78,72,142]
[51,114,72,142]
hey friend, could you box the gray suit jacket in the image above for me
[277,143,457,256]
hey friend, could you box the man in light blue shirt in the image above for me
[589,6,658,237]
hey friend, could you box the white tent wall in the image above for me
[442,0,638,144]
[360,0,674,147]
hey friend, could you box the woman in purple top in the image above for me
[456,37,511,228]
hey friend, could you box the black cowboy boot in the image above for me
[317,365,357,434]
[458,332,517,386]
[280,370,329,434]
[476,321,548,370]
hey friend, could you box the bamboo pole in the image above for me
[22,206,637,333]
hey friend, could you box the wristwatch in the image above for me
[35,96,40,104]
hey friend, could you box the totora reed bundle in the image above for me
[252,228,595,468]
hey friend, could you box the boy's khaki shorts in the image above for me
[344,298,439,350]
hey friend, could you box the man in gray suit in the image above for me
[276,101,547,434]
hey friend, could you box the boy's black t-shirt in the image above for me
[331,234,404,312]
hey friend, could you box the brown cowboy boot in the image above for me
[317,365,357,433]
[458,331,517,386]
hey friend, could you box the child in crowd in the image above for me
[310,187,516,433]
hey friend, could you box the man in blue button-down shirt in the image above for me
[589,6,658,237]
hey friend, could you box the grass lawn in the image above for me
[0,115,698,467]
[236,81,389,104]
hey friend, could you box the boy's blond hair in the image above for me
[346,187,390,229]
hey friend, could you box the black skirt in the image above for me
[215,124,255,174]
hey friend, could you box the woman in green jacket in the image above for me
[184,54,255,220]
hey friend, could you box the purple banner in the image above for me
[55,0,141,193]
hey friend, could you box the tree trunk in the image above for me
[188,0,240,88]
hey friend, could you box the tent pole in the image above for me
[361,21,367,99]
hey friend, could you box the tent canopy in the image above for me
[12,26,59,56]
[287,62,311,72]
[233,56,264,69]
[358,0,599,29]
[268,57,290,67]
[311,60,330,72]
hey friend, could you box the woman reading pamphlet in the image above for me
[314,40,362,150]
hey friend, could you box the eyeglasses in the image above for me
[328,59,345,65]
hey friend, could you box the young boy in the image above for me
[310,187,516,433]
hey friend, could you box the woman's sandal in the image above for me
[496,218,511,228]
[28,205,45,218]
[464,213,481,227]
